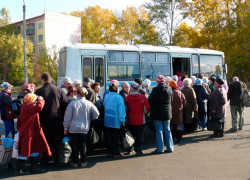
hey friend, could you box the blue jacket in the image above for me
[103,92,126,128]
[193,85,209,103]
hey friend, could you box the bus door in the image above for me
[172,57,190,77]
[82,56,105,96]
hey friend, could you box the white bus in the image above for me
[58,43,227,96]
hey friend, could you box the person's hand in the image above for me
[212,111,216,113]
[64,129,68,135]
[37,96,43,100]
[122,123,125,126]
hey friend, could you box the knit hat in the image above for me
[29,84,35,90]
[1,82,12,90]
[110,80,119,87]
[142,79,151,87]
[215,74,221,78]
[172,75,178,82]
[22,83,32,93]
[23,93,37,105]
[203,77,208,84]
[175,71,182,76]
[169,80,179,90]
[73,79,82,86]
[156,75,165,84]
[195,78,202,85]
[130,82,140,91]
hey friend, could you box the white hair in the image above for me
[121,82,129,89]
[232,76,239,82]
[165,76,172,82]
[183,78,192,87]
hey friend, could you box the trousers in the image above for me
[230,105,244,130]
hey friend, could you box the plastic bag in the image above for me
[58,137,72,163]
[122,130,135,149]
[12,132,19,159]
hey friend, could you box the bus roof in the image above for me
[62,43,224,55]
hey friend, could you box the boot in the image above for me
[14,160,30,176]
[30,157,46,174]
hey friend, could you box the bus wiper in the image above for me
[151,63,156,78]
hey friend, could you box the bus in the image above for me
[58,43,227,96]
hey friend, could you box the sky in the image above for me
[1,0,150,23]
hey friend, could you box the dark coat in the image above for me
[35,82,68,124]
[119,90,128,99]
[171,89,186,125]
[228,81,242,106]
[17,99,51,158]
[148,83,173,121]
[210,85,227,119]
[193,85,209,120]
[181,86,197,124]
[84,85,96,104]
[0,91,13,120]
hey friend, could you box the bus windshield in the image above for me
[200,55,223,76]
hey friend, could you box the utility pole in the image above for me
[23,0,28,83]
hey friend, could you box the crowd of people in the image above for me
[0,71,247,175]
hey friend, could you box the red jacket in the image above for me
[124,92,150,125]
[17,99,51,158]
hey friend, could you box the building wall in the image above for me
[44,11,81,52]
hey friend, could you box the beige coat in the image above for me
[181,86,198,124]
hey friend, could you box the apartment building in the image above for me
[14,11,81,54]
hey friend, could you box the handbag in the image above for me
[58,137,72,163]
[89,127,99,144]
[207,114,222,131]
[122,130,135,149]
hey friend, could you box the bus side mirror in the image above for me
[224,64,228,74]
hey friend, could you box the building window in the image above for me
[38,35,43,42]
[38,22,43,29]
[38,47,44,54]
[29,36,34,44]
[27,23,35,29]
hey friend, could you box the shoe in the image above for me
[238,127,244,130]
[136,151,144,156]
[202,128,207,131]
[124,151,135,155]
[210,134,220,138]
[80,162,88,168]
[230,128,237,132]
[30,157,45,174]
[15,160,30,176]
[151,149,164,154]
[114,154,124,158]
[164,150,173,153]
[70,162,78,168]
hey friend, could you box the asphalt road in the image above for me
[0,106,250,180]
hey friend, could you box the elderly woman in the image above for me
[124,82,150,155]
[64,87,99,167]
[193,78,210,130]
[0,82,15,138]
[209,78,227,138]
[104,80,126,158]
[169,81,186,144]
[181,78,198,132]
[142,79,151,98]
[16,94,51,175]
[191,76,197,86]
[165,76,172,84]
[149,75,174,153]
[119,82,130,99]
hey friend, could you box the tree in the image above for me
[35,45,59,84]
[144,0,184,44]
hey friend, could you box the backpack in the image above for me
[12,99,22,118]
[240,83,250,107]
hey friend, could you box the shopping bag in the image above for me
[122,130,135,149]
[12,132,19,159]
[58,137,72,163]
[89,127,99,144]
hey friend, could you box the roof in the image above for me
[63,43,224,55]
